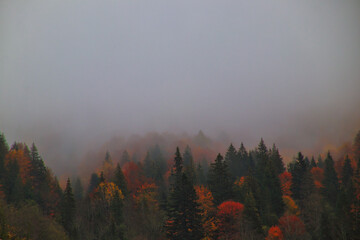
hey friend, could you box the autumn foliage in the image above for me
[278,215,306,238]
[216,201,244,239]
[279,172,292,196]
[266,226,284,240]
[310,167,324,189]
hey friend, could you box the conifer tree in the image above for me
[291,152,307,200]
[88,173,99,194]
[0,133,8,181]
[121,150,131,165]
[225,143,238,179]
[183,145,196,183]
[114,163,128,197]
[237,142,250,176]
[269,144,285,175]
[73,178,84,201]
[166,148,203,240]
[310,156,317,168]
[61,178,76,237]
[207,153,233,205]
[30,143,47,188]
[322,152,339,207]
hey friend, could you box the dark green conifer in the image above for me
[322,152,339,207]
[114,163,128,197]
[207,153,233,205]
[61,178,76,237]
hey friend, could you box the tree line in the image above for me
[0,130,360,240]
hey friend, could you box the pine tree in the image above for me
[88,173,99,194]
[61,178,76,237]
[225,143,238,179]
[322,152,339,207]
[121,150,131,165]
[30,143,47,188]
[73,177,84,201]
[166,147,203,240]
[237,142,250,176]
[354,130,360,161]
[0,133,8,181]
[291,152,307,200]
[183,145,196,183]
[207,153,233,205]
[269,144,285,175]
[310,156,317,168]
[114,163,128,197]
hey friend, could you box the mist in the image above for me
[1,0,360,174]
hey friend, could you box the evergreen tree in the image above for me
[121,150,131,165]
[354,130,360,161]
[166,148,203,240]
[225,143,238,179]
[88,173,99,194]
[291,152,307,200]
[207,153,233,205]
[322,152,339,207]
[114,163,128,197]
[143,151,154,179]
[317,155,324,169]
[183,145,196,183]
[73,177,84,201]
[269,144,285,175]
[310,156,317,168]
[30,143,47,188]
[195,162,206,185]
[0,133,8,181]
[61,178,76,237]
[237,142,250,176]
[150,145,166,183]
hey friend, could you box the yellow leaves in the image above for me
[133,183,158,209]
[97,182,124,202]
[282,195,300,216]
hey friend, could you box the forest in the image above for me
[0,130,359,240]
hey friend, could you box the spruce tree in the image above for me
[237,142,250,176]
[0,133,8,181]
[291,152,307,200]
[114,163,128,197]
[61,178,76,237]
[73,178,84,201]
[183,145,196,183]
[322,152,339,207]
[30,143,47,188]
[225,143,238,179]
[269,144,285,175]
[121,150,131,165]
[166,147,203,240]
[207,153,233,205]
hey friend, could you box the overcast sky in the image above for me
[1,0,360,172]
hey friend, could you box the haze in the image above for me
[1,0,360,174]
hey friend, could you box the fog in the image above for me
[1,0,360,174]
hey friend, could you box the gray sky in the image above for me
[1,0,360,173]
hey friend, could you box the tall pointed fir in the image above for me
[224,143,238,179]
[269,144,285,175]
[322,152,339,207]
[183,145,196,183]
[237,142,250,177]
[30,143,47,188]
[114,163,128,197]
[0,133,8,182]
[290,152,308,200]
[61,178,76,238]
[166,147,203,240]
[207,153,233,205]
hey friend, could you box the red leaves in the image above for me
[279,172,292,196]
[216,201,244,239]
[122,162,146,193]
[278,215,306,238]
[266,226,284,240]
[311,167,324,189]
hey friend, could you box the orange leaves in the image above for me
[95,182,124,203]
[278,215,306,238]
[311,167,324,189]
[216,200,244,239]
[123,162,146,193]
[234,176,246,187]
[282,195,299,216]
[6,148,31,184]
[195,186,217,239]
[133,182,158,209]
[266,226,284,240]
[279,172,292,196]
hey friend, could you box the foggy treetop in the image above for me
[1,0,360,173]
